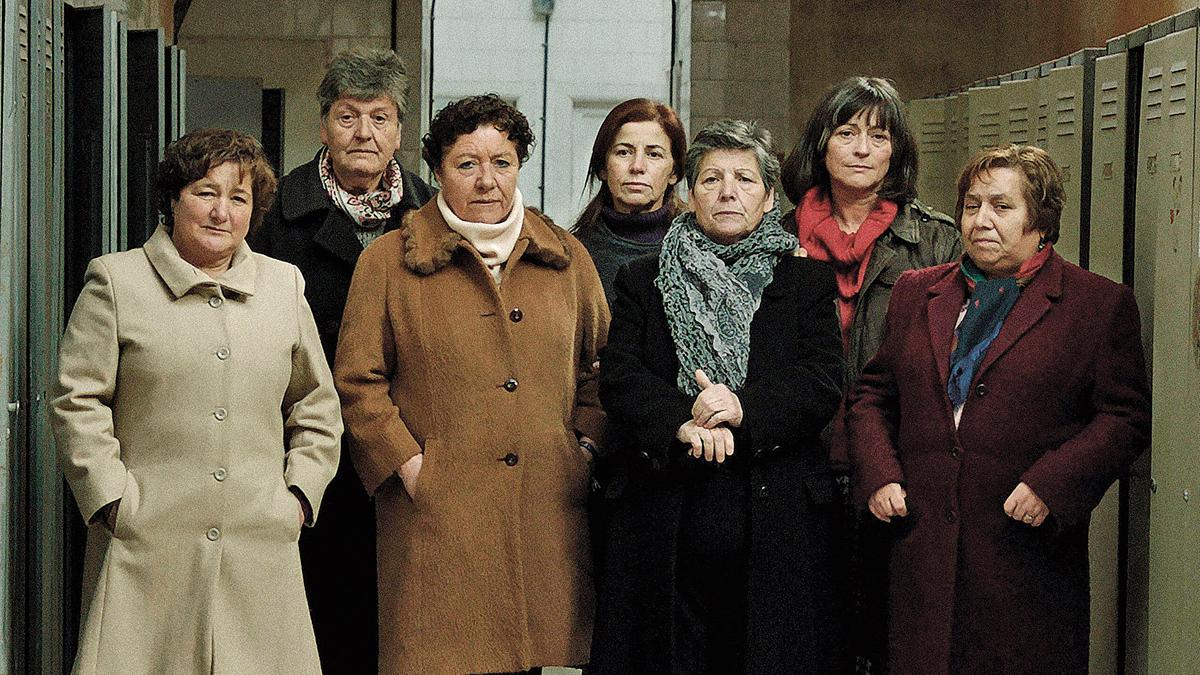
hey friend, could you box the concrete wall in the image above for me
[176,0,425,174]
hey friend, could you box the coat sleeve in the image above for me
[737,261,844,457]
[333,241,424,495]
[281,266,343,524]
[598,262,694,468]
[846,271,919,505]
[51,258,127,523]
[1020,285,1150,528]
[570,240,611,447]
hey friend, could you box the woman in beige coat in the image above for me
[51,129,342,674]
[334,94,609,674]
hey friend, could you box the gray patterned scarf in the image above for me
[655,207,797,396]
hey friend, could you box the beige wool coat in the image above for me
[334,201,609,674]
[51,226,342,674]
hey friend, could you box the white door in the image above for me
[428,0,680,225]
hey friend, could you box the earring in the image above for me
[1037,238,1046,251]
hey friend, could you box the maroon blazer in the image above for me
[846,251,1150,674]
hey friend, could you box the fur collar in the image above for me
[400,199,571,275]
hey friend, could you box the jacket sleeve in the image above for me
[570,240,611,447]
[1020,285,1150,528]
[736,261,844,457]
[281,266,344,524]
[846,271,919,505]
[599,263,694,468]
[51,258,127,523]
[333,241,424,495]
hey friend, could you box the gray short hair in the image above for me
[318,49,410,121]
[685,119,780,190]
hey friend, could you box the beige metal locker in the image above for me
[967,84,1003,152]
[1087,46,1129,675]
[945,93,969,194]
[908,97,955,216]
[1000,76,1039,146]
[1138,23,1200,674]
[1038,59,1092,265]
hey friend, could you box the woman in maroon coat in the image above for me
[847,144,1150,674]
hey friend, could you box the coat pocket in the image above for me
[802,470,837,506]
[111,470,142,539]
[409,438,439,505]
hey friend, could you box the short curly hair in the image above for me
[421,94,535,175]
[156,128,278,234]
[955,144,1064,244]
[318,49,410,121]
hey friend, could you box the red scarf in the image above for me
[795,187,898,354]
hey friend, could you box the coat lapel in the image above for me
[312,209,365,267]
[973,252,1063,380]
[926,266,965,396]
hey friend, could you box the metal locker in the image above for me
[945,93,969,191]
[125,29,165,249]
[908,96,954,215]
[1087,43,1130,675]
[164,45,185,142]
[1137,22,1200,674]
[967,84,1003,152]
[1037,51,1099,267]
[1000,75,1038,146]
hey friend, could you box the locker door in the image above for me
[1091,53,1128,282]
[125,28,163,249]
[999,77,1038,147]
[164,45,185,142]
[1039,64,1089,265]
[967,85,1002,152]
[1141,25,1200,674]
[908,97,953,215]
[1087,48,1129,675]
[944,93,968,187]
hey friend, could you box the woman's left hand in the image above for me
[1004,481,1050,527]
[691,369,743,428]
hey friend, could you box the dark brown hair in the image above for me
[780,76,918,205]
[571,98,687,233]
[954,144,1064,244]
[156,128,278,234]
[421,94,535,175]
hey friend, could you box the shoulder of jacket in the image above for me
[908,199,955,227]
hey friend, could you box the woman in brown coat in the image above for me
[847,145,1150,673]
[334,94,609,674]
[51,129,342,674]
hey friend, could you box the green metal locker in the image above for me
[908,96,954,215]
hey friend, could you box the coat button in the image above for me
[509,308,523,322]
[213,467,227,481]
[758,485,769,497]
[503,452,519,466]
[975,383,987,397]
[944,509,957,523]
[950,446,961,460]
[208,296,223,308]
[503,378,519,392]
[216,347,230,360]
[213,407,227,421]
[206,527,221,541]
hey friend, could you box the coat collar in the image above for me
[144,225,257,298]
[279,150,428,267]
[399,199,571,275]
[926,251,1065,389]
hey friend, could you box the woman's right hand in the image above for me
[676,420,735,463]
[399,453,424,497]
[868,482,908,522]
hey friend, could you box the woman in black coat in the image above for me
[590,120,847,674]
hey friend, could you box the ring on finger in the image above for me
[1023,514,1034,523]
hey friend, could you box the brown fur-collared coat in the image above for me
[333,200,609,674]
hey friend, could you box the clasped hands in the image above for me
[868,480,1050,527]
[676,369,743,464]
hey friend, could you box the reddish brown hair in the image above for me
[157,128,278,234]
[571,98,687,233]
[954,144,1064,244]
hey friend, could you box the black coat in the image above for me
[590,253,849,674]
[249,152,433,674]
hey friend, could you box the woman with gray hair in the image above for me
[590,120,848,673]
[250,48,434,673]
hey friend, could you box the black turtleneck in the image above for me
[576,202,675,307]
